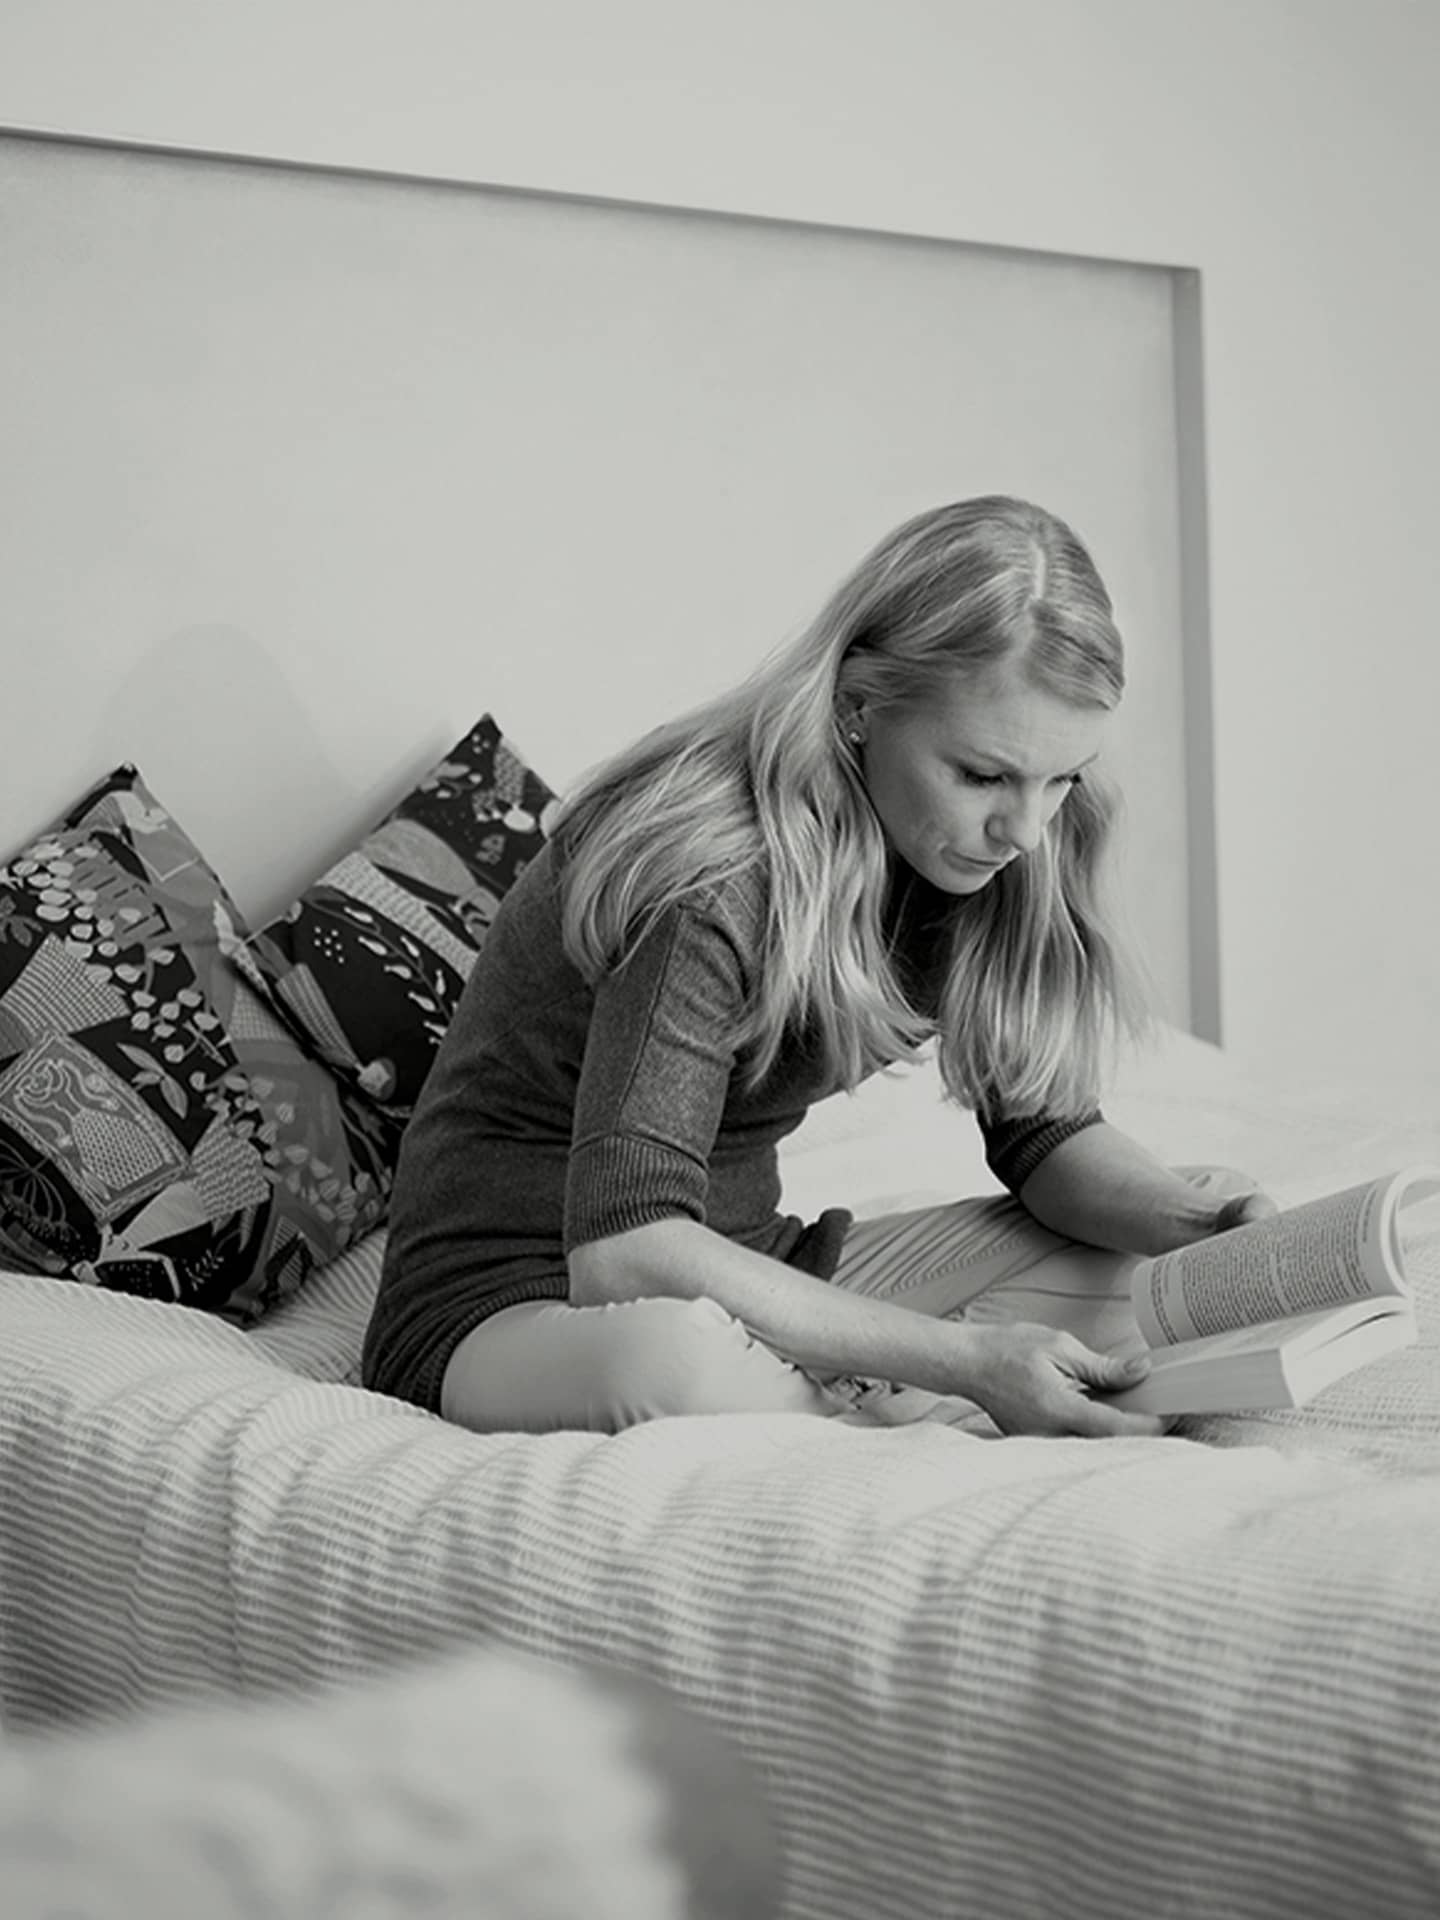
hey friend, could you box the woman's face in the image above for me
[854,662,1110,893]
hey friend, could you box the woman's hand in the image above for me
[958,1322,1170,1439]
[1209,1188,1281,1235]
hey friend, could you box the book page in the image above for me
[1133,1172,1426,1349]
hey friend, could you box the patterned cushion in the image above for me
[229,716,557,1120]
[0,766,393,1323]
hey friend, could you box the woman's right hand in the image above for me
[953,1322,1171,1438]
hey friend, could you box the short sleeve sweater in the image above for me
[360,835,1102,1411]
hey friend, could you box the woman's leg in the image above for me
[835,1165,1257,1335]
[826,1164,1260,1426]
[440,1293,864,1436]
[441,1168,1257,1436]
[832,1194,1137,1349]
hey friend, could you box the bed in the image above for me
[3,1016,1439,1920]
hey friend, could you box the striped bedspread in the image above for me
[3,1223,1440,1919]
[2,1033,1439,1919]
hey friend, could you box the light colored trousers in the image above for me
[442,1169,1246,1436]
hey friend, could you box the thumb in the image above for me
[1215,1192,1280,1234]
[1083,1347,1151,1391]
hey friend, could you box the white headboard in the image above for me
[0,128,1212,1034]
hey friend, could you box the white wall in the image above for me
[3,0,1438,1087]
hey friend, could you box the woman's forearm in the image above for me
[568,1216,975,1395]
[1017,1121,1223,1256]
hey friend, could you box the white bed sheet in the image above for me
[3,1025,1440,1920]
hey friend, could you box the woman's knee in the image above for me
[442,1293,831,1433]
[596,1295,819,1421]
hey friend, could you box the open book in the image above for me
[1105,1166,1438,1415]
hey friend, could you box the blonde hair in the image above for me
[554,496,1152,1119]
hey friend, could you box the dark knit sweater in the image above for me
[360,837,1102,1412]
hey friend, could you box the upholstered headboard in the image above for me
[0,126,1213,1033]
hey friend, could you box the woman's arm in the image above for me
[1016,1121,1278,1256]
[569,1217,1165,1437]
[571,1219,968,1389]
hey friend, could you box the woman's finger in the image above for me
[1067,1396,1173,1440]
[1060,1342,1170,1438]
[1214,1190,1281,1233]
[1069,1342,1150,1395]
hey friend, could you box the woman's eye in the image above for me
[957,768,1085,789]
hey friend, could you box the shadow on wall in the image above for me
[88,624,360,924]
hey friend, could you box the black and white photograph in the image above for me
[2,4,1438,1916]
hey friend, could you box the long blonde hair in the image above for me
[554,496,1152,1119]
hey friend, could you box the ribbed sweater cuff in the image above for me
[564,1133,707,1252]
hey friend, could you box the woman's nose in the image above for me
[988,789,1047,854]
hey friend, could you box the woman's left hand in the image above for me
[1208,1187,1281,1235]
[1157,1169,1281,1253]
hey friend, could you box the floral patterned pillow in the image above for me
[0,766,393,1323]
[229,716,558,1121]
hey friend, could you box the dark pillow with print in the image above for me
[228,715,557,1120]
[0,765,393,1323]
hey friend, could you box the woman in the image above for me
[361,496,1274,1438]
